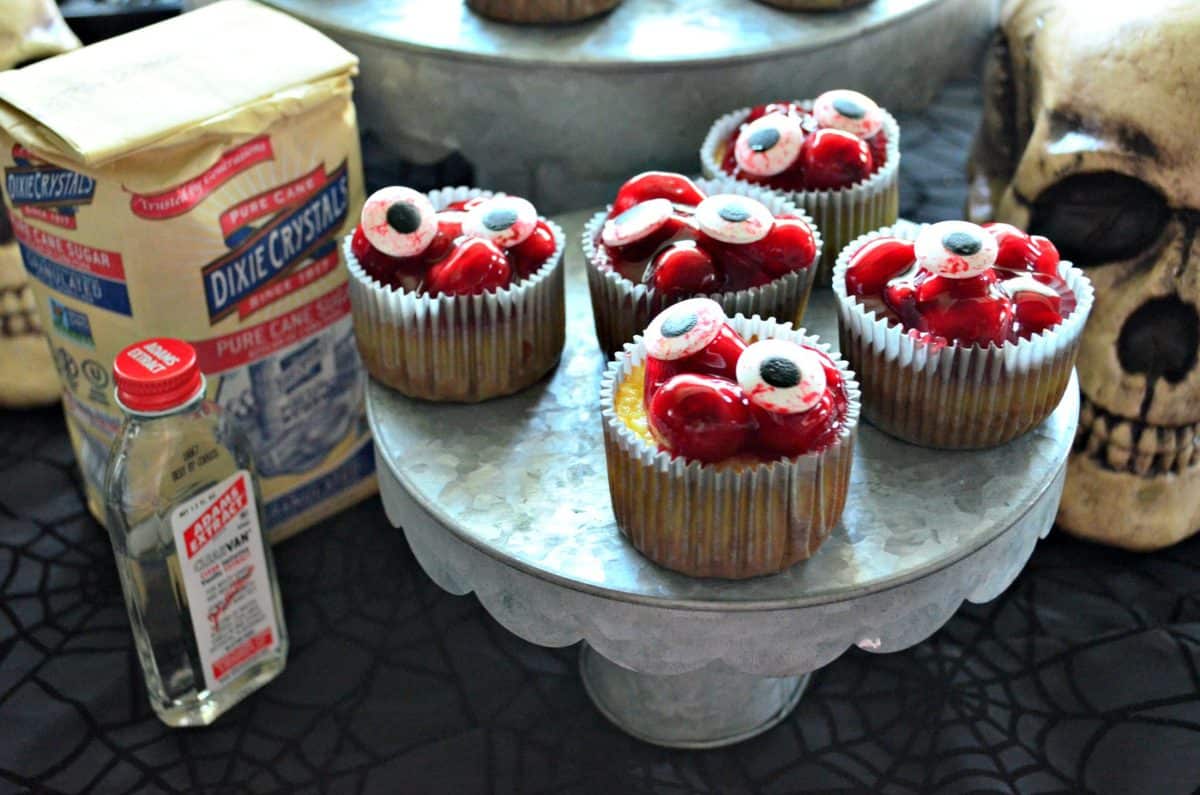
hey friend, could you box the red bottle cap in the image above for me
[113,338,204,413]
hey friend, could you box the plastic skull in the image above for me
[968,0,1200,550]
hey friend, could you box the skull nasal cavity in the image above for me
[1117,296,1200,384]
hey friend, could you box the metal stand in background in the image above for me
[256,0,998,211]
[368,210,1074,748]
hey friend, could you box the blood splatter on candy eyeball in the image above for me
[813,89,884,139]
[643,297,729,361]
[462,195,537,248]
[695,194,774,244]
[734,113,805,177]
[602,198,674,248]
[736,339,827,414]
[361,186,437,257]
[915,221,999,279]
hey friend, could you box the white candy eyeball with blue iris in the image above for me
[737,339,826,414]
[734,113,805,177]
[602,198,673,248]
[462,195,538,248]
[813,90,884,139]
[695,194,773,245]
[915,220,999,279]
[361,186,437,257]
[644,298,727,361]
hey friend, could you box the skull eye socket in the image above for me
[1028,172,1169,265]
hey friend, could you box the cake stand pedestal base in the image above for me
[580,644,809,749]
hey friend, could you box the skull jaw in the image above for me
[1059,452,1200,551]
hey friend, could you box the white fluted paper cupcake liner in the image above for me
[700,103,900,285]
[600,313,860,579]
[345,186,566,403]
[831,225,1094,449]
[582,178,821,357]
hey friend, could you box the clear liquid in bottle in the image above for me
[103,338,288,727]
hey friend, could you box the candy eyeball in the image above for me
[601,197,673,248]
[361,186,438,257]
[736,339,827,414]
[695,194,774,245]
[462,195,538,248]
[643,297,727,361]
[813,90,884,139]
[734,112,805,177]
[915,221,999,279]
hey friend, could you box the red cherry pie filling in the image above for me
[351,187,557,296]
[597,172,819,298]
[844,220,1077,347]
[719,90,890,192]
[615,298,850,464]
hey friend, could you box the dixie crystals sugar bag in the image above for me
[0,0,375,541]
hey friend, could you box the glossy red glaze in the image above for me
[643,323,748,406]
[611,171,707,216]
[647,373,754,463]
[426,237,512,296]
[844,237,915,297]
[647,242,721,297]
[509,220,557,279]
[747,215,819,279]
[799,129,874,191]
[720,99,888,192]
[985,223,1063,278]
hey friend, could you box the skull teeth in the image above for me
[1077,393,1200,476]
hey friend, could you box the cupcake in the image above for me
[583,171,822,356]
[833,220,1094,449]
[345,186,565,402]
[465,0,622,23]
[701,89,900,284]
[601,298,859,579]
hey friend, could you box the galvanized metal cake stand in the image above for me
[367,210,1077,748]
[252,0,997,212]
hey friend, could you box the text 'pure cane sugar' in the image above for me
[0,0,376,541]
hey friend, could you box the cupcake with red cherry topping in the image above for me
[701,90,900,284]
[345,186,565,402]
[583,172,821,356]
[601,298,859,579]
[833,220,1093,449]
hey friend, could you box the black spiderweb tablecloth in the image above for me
[3,82,1200,794]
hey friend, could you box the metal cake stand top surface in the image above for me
[367,210,1077,611]
[265,0,941,67]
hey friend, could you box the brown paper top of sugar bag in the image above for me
[0,0,358,167]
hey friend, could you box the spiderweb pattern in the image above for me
[3,80,1200,794]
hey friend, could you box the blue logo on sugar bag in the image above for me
[201,162,349,324]
[4,166,95,208]
[49,298,95,347]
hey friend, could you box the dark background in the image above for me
[1,28,1199,792]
